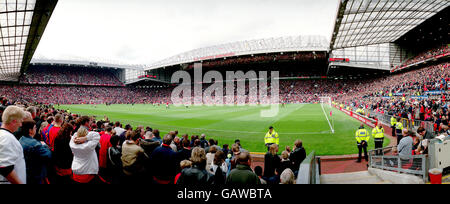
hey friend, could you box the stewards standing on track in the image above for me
[264,126,279,152]
[390,116,397,137]
[372,123,385,155]
[355,124,370,163]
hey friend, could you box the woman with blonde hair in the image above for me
[277,151,294,176]
[176,147,213,184]
[174,160,192,184]
[205,145,217,174]
[229,143,241,170]
[280,168,295,184]
[69,127,100,184]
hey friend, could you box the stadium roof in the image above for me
[330,0,450,49]
[145,35,329,70]
[30,59,145,70]
[0,0,57,81]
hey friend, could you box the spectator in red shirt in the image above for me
[41,116,54,144]
[48,114,63,151]
[99,126,113,183]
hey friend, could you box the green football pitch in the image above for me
[58,104,389,156]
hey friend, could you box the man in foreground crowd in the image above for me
[0,106,27,184]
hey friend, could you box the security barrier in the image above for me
[367,110,435,135]
[296,151,320,184]
[368,147,428,181]
[401,118,411,131]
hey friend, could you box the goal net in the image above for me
[319,96,335,134]
[89,99,104,105]
[319,96,332,108]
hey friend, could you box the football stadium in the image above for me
[0,0,449,187]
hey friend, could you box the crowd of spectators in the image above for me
[0,81,338,105]
[1,44,448,185]
[2,61,448,109]
[20,66,124,87]
[0,99,306,184]
[394,44,449,71]
[334,62,450,133]
[0,85,174,105]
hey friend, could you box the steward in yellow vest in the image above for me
[395,118,403,134]
[265,126,279,151]
[390,116,397,126]
[390,116,397,137]
[355,124,370,162]
[372,123,385,155]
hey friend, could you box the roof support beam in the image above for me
[330,0,450,50]
[19,0,58,79]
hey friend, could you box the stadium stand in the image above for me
[393,45,449,72]
[2,48,449,185]
[1,0,449,186]
[20,66,125,87]
[1,60,448,108]
[333,62,450,136]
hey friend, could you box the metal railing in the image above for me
[367,110,435,134]
[296,151,320,184]
[368,146,428,181]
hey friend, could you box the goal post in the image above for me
[89,99,104,106]
[319,96,332,108]
[319,96,335,134]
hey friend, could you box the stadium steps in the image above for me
[320,171,390,184]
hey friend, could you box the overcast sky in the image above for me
[33,0,340,65]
